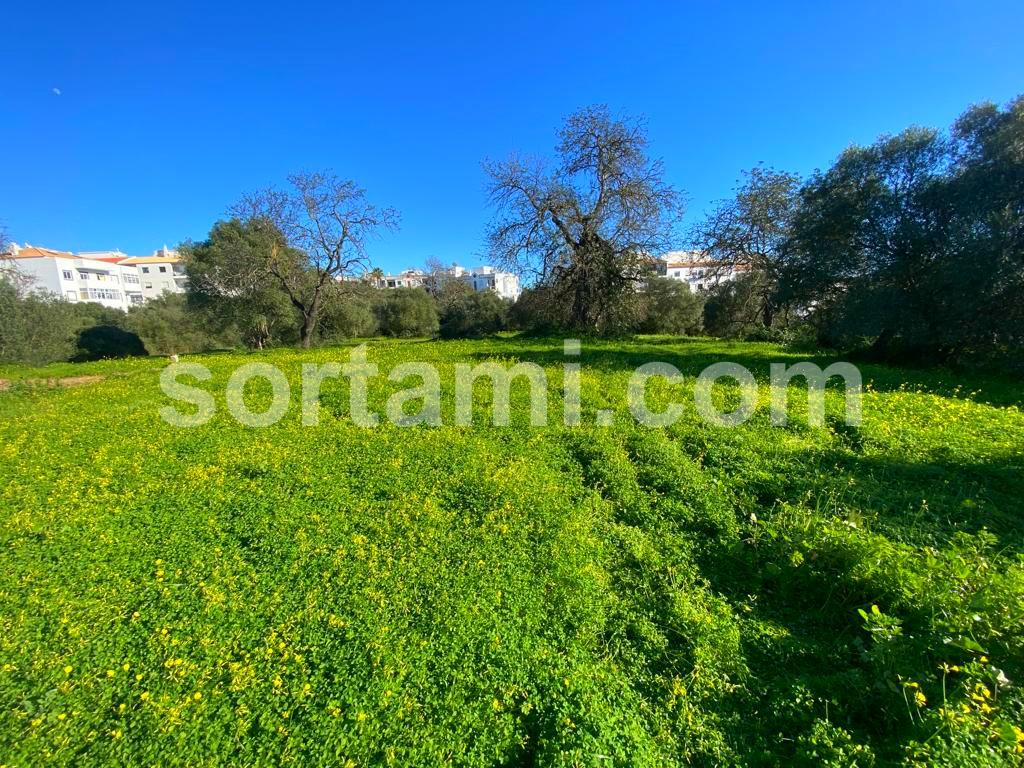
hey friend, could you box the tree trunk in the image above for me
[299,291,323,349]
[762,296,775,329]
[299,314,315,348]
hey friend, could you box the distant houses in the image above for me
[5,244,185,311]
[374,256,742,300]
[373,264,522,301]
[657,250,748,292]
[4,243,734,314]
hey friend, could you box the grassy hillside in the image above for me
[1,337,1022,766]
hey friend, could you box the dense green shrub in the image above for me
[0,281,81,365]
[375,287,439,337]
[507,286,560,334]
[438,291,509,338]
[703,272,776,338]
[508,284,645,337]
[637,277,704,335]
[318,287,379,340]
[126,293,239,355]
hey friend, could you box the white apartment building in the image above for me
[464,266,521,300]
[374,264,521,301]
[659,250,748,292]
[118,248,187,300]
[6,244,185,311]
[378,269,429,290]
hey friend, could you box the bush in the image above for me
[127,293,238,355]
[376,288,439,337]
[439,291,509,338]
[702,273,769,338]
[638,277,704,335]
[507,286,560,334]
[319,286,379,341]
[0,281,81,365]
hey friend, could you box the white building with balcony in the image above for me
[117,248,187,300]
[464,266,521,300]
[5,244,185,310]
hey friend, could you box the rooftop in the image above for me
[5,243,180,265]
[8,245,75,260]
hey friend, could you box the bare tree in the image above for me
[485,106,682,332]
[0,225,32,291]
[421,256,459,297]
[690,166,801,328]
[0,223,18,286]
[231,172,399,347]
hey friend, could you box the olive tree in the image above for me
[485,106,682,333]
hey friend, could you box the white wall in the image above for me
[11,251,186,310]
[135,261,185,300]
[663,263,738,293]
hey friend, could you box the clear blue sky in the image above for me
[2,1,1021,273]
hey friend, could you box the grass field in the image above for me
[1,337,1022,766]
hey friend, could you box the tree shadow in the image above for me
[461,336,1024,409]
[815,449,1024,551]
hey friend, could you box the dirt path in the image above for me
[0,375,104,391]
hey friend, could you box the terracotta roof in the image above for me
[10,246,75,260]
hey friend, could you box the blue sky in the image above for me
[2,1,1022,273]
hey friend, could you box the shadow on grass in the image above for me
[461,336,1024,409]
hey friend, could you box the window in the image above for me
[159,265,167,273]
[62,269,73,280]
[87,288,121,301]
[144,283,153,290]
[142,266,150,274]
[78,270,89,280]
[123,274,139,284]
[66,290,77,301]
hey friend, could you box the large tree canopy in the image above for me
[941,96,1024,356]
[780,128,957,356]
[775,97,1024,361]
[182,219,300,349]
[485,106,682,333]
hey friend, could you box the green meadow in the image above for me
[1,337,1022,766]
